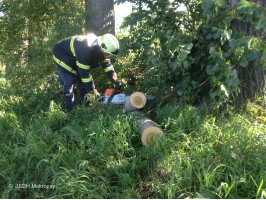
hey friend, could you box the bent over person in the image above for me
[52,33,122,110]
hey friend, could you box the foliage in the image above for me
[0,0,85,95]
[0,76,265,198]
[115,0,266,106]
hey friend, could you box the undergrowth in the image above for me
[0,76,265,199]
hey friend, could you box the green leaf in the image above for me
[213,29,222,39]
[238,0,251,8]
[244,51,261,61]
[183,60,190,68]
[179,50,189,61]
[176,81,188,96]
[229,39,238,48]
[206,33,212,40]
[206,63,219,75]
[202,0,214,15]
[170,60,179,71]
[209,47,216,54]
[258,16,266,32]
[210,91,219,99]
[177,89,183,96]
[151,58,160,68]
[184,43,193,51]
[231,69,238,78]
[239,56,248,67]
[191,80,198,88]
[216,0,226,7]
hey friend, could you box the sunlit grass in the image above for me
[0,77,265,198]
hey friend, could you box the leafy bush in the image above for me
[116,0,266,106]
[0,0,85,95]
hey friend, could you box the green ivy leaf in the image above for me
[183,60,190,69]
[177,89,183,96]
[176,81,188,96]
[191,80,198,88]
[202,0,214,15]
[210,91,219,99]
[206,63,219,75]
[151,58,160,68]
[206,65,212,75]
[213,29,222,39]
[179,50,190,61]
[244,51,261,61]
[216,0,226,7]
[170,60,179,71]
[206,33,213,40]
[184,43,193,51]
[258,16,266,32]
[231,69,238,78]
[209,47,216,55]
[229,39,238,48]
[239,56,248,67]
[238,0,251,8]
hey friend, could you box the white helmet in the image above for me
[97,33,119,55]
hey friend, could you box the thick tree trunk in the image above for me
[228,0,266,106]
[85,0,115,36]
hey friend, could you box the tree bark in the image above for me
[228,0,266,106]
[85,0,115,36]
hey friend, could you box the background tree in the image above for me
[85,0,115,35]
[0,0,84,91]
[227,0,265,106]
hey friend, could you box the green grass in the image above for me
[0,76,265,199]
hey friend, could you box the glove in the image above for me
[115,81,122,91]
[90,89,100,96]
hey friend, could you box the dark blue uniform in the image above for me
[53,35,116,110]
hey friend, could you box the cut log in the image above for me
[124,92,146,111]
[133,112,163,146]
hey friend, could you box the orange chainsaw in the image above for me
[99,88,127,104]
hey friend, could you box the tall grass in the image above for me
[0,76,265,198]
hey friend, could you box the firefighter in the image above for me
[52,33,122,110]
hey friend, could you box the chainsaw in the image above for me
[99,88,155,104]
[99,88,126,104]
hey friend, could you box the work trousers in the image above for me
[56,66,87,110]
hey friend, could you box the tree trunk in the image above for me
[85,0,115,36]
[228,0,266,106]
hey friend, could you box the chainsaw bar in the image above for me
[101,93,127,104]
